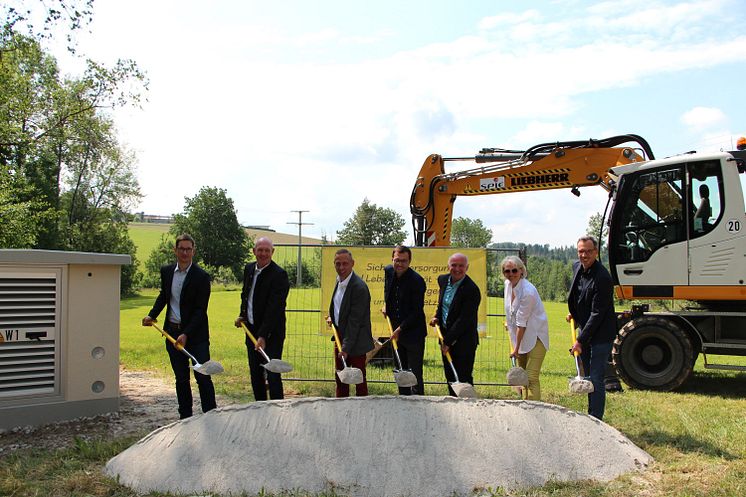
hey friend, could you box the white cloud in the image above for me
[681,106,727,131]
[67,1,746,246]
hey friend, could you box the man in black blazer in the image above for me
[327,248,374,397]
[430,252,481,396]
[142,233,216,419]
[383,245,427,395]
[235,237,290,400]
[567,235,617,420]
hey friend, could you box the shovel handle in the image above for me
[240,321,272,363]
[570,318,581,358]
[331,324,349,368]
[387,317,406,370]
[434,324,455,363]
[150,322,199,364]
[569,318,586,377]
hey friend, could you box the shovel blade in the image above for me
[506,366,529,387]
[336,367,364,385]
[451,381,478,398]
[393,370,418,388]
[568,376,595,394]
[262,359,293,374]
[191,360,224,376]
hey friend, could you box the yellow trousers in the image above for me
[517,340,547,401]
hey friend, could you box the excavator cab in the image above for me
[411,136,746,390]
[608,151,745,299]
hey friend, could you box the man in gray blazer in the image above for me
[327,248,374,397]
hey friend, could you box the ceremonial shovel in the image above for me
[150,322,224,376]
[331,324,364,385]
[240,321,293,374]
[435,324,477,398]
[385,316,418,389]
[568,319,594,394]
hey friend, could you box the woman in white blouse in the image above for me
[502,255,550,400]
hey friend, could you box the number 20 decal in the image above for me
[727,219,742,232]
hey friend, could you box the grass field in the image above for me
[127,222,170,270]
[128,222,323,276]
[3,282,746,496]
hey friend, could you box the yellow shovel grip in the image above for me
[570,318,580,357]
[434,324,454,362]
[151,322,183,351]
[240,321,259,347]
[385,316,399,350]
[331,324,343,351]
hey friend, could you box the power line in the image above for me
[287,210,314,287]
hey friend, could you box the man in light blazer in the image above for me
[235,237,290,401]
[327,248,375,397]
[430,252,481,396]
[142,233,216,419]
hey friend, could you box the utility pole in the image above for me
[287,210,313,287]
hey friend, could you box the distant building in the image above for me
[244,225,275,232]
[136,213,174,224]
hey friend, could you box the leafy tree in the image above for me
[336,198,406,246]
[451,217,492,247]
[170,187,251,280]
[0,171,49,247]
[2,0,94,55]
[586,212,609,264]
[142,235,174,288]
[1,6,147,295]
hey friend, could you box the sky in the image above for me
[53,0,746,246]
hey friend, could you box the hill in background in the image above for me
[128,222,322,270]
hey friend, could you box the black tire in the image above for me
[612,316,694,391]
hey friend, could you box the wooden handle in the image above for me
[151,322,182,350]
[385,316,399,350]
[434,324,453,362]
[570,318,580,357]
[240,321,259,346]
[331,324,343,351]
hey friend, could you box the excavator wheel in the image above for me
[612,316,695,391]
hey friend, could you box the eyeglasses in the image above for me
[503,268,519,274]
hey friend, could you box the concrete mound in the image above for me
[105,396,652,496]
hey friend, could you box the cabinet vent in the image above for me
[0,275,59,397]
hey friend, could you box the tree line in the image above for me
[1,1,146,294]
[1,2,593,300]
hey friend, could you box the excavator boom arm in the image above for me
[410,135,652,246]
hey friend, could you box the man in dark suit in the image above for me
[327,248,374,397]
[383,245,427,395]
[567,235,617,420]
[235,237,290,401]
[430,252,481,396]
[142,233,216,419]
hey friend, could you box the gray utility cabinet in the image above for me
[0,250,130,430]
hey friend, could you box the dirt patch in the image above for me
[0,367,227,457]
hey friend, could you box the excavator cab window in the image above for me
[612,166,686,264]
[688,160,723,237]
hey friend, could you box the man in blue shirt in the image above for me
[430,253,481,396]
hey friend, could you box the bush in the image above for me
[282,258,320,288]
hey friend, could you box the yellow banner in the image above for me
[320,247,487,338]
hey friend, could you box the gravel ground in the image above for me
[0,367,214,458]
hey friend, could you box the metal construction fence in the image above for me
[272,244,524,396]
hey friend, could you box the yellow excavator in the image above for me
[410,134,746,390]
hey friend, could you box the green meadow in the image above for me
[3,230,745,497]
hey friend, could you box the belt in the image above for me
[168,321,182,331]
